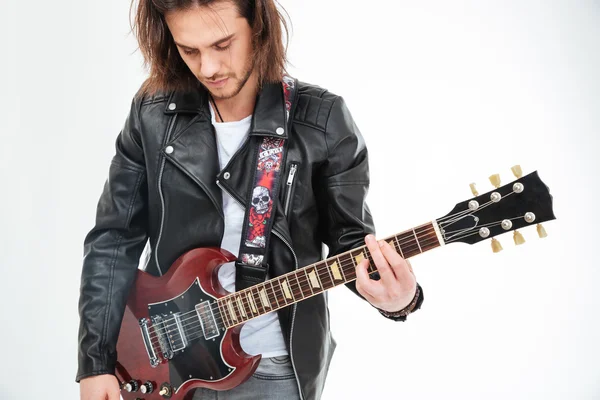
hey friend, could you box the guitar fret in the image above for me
[269,281,280,308]
[365,251,377,274]
[243,291,255,318]
[394,235,404,257]
[294,271,308,299]
[308,268,321,289]
[277,278,290,307]
[246,291,257,316]
[416,223,438,252]
[217,300,230,328]
[412,228,423,253]
[280,278,294,302]
[238,291,252,319]
[258,286,270,310]
[303,269,314,295]
[338,253,356,281]
[354,250,366,266]
[319,262,335,289]
[398,231,418,258]
[236,296,247,319]
[252,286,264,315]
[336,256,347,281]
[323,262,335,287]
[329,259,343,282]
[227,299,237,322]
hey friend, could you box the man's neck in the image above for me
[211,71,259,122]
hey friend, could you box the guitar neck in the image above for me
[216,221,443,328]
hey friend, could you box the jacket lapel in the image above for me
[162,87,224,217]
[160,81,291,227]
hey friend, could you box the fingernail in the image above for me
[378,240,385,248]
[366,234,375,242]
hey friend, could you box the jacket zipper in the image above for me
[154,114,178,276]
[283,163,298,217]
[216,179,304,400]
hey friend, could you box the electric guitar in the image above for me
[114,166,555,399]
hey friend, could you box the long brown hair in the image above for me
[130,0,289,97]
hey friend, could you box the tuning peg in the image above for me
[489,174,501,188]
[511,165,523,179]
[537,224,547,238]
[513,230,526,245]
[470,183,479,197]
[491,238,503,253]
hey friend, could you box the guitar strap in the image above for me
[235,76,297,291]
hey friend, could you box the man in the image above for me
[77,1,424,399]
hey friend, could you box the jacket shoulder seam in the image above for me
[141,95,170,106]
[292,91,339,139]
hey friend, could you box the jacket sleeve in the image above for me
[76,96,149,381]
[315,95,423,321]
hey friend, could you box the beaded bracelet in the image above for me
[379,284,421,318]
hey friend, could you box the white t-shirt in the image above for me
[209,104,288,358]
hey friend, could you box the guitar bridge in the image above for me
[150,313,189,360]
[139,318,160,367]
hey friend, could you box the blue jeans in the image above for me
[191,356,301,400]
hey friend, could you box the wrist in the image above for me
[379,283,422,320]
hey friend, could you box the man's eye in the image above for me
[183,49,197,55]
[215,44,231,52]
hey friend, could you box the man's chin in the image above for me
[206,87,236,101]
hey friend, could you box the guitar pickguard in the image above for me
[147,278,234,391]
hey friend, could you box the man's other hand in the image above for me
[80,374,120,400]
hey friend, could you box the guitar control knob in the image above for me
[141,381,154,394]
[123,380,139,392]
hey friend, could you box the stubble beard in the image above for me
[206,55,255,101]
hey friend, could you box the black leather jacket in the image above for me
[76,78,424,400]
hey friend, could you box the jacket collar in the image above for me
[164,81,288,138]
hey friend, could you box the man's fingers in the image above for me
[378,239,413,279]
[355,259,379,299]
[364,235,395,283]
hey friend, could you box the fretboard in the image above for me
[216,221,442,328]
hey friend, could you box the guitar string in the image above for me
[437,191,516,226]
[150,216,525,347]
[145,225,438,339]
[145,223,438,339]
[150,214,526,352]
[147,204,525,345]
[147,231,440,346]
[148,231,440,347]
[148,232,442,346]
[148,211,520,344]
[153,252,416,347]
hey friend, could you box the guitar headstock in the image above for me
[437,167,555,250]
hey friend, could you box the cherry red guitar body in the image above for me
[115,247,261,400]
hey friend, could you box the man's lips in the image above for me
[206,78,229,87]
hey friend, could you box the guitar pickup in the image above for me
[170,312,188,352]
[195,301,219,340]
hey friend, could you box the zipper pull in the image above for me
[287,164,298,185]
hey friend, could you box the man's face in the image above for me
[165,2,255,100]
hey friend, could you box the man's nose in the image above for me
[200,53,221,79]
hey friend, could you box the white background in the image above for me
[1,0,599,399]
